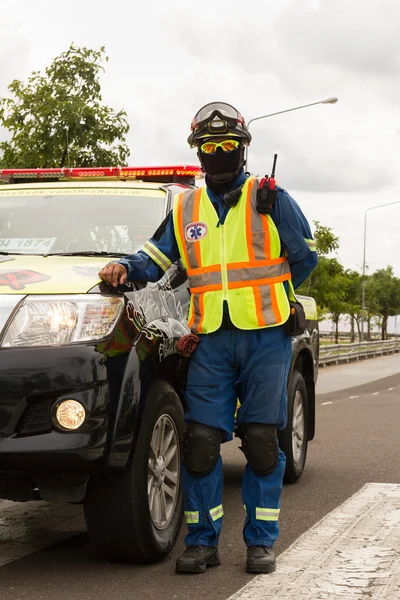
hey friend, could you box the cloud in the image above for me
[277,0,400,77]
[247,109,397,193]
[0,23,31,98]
[271,153,393,193]
[270,0,400,104]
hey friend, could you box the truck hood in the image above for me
[0,255,111,294]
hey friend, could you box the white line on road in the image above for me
[372,391,380,395]
[229,483,400,599]
[0,500,84,567]
[321,401,333,406]
[349,395,359,399]
[388,388,395,391]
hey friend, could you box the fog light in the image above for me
[55,400,86,430]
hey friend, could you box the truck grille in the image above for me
[19,400,52,436]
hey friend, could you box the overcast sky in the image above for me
[1,0,400,295]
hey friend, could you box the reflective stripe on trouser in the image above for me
[182,451,286,548]
[184,506,222,525]
[255,507,280,521]
[245,506,281,521]
[210,504,224,521]
[184,511,199,524]
[242,451,286,546]
[182,457,224,547]
[182,326,291,548]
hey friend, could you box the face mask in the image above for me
[200,146,240,177]
[199,146,244,195]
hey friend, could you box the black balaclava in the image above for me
[198,144,245,198]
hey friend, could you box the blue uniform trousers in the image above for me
[182,326,292,548]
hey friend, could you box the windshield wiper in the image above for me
[45,251,126,257]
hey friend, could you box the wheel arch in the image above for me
[290,346,315,441]
[105,316,188,471]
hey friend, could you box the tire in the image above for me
[279,369,308,484]
[84,379,184,563]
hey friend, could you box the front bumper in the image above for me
[0,344,110,475]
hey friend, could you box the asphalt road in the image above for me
[0,355,399,600]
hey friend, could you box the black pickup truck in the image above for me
[0,166,319,564]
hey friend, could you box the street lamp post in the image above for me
[245,97,338,172]
[360,200,400,342]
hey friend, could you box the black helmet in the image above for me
[187,102,252,147]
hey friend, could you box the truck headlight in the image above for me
[1,294,124,347]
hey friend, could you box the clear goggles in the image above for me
[191,102,245,131]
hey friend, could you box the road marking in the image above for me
[321,401,332,406]
[388,388,394,391]
[349,395,359,399]
[0,500,84,567]
[229,483,400,599]
[372,392,379,395]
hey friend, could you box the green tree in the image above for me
[323,275,347,342]
[363,275,379,340]
[342,270,362,341]
[0,44,130,168]
[297,221,343,317]
[365,266,400,340]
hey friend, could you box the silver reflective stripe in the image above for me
[189,270,222,290]
[0,295,24,336]
[185,511,199,524]
[305,238,317,251]
[142,241,172,272]
[190,293,203,332]
[257,285,276,324]
[255,507,280,521]
[228,261,290,283]
[189,262,290,289]
[210,504,224,521]
[249,180,270,260]
[182,188,200,269]
[247,180,289,324]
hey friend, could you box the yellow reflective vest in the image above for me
[173,177,292,334]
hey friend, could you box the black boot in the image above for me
[246,546,276,574]
[176,545,221,574]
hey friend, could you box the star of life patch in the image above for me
[185,222,208,242]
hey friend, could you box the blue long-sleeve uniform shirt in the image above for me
[119,170,317,290]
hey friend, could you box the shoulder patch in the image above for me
[185,222,208,242]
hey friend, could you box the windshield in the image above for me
[0,187,166,255]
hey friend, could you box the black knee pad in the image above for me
[183,422,223,477]
[237,423,278,476]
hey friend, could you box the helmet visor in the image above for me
[191,102,244,129]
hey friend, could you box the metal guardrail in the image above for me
[319,339,400,367]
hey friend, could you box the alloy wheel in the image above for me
[292,390,305,465]
[147,414,180,530]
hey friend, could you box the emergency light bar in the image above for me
[0,165,202,184]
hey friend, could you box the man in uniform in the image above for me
[99,102,318,574]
